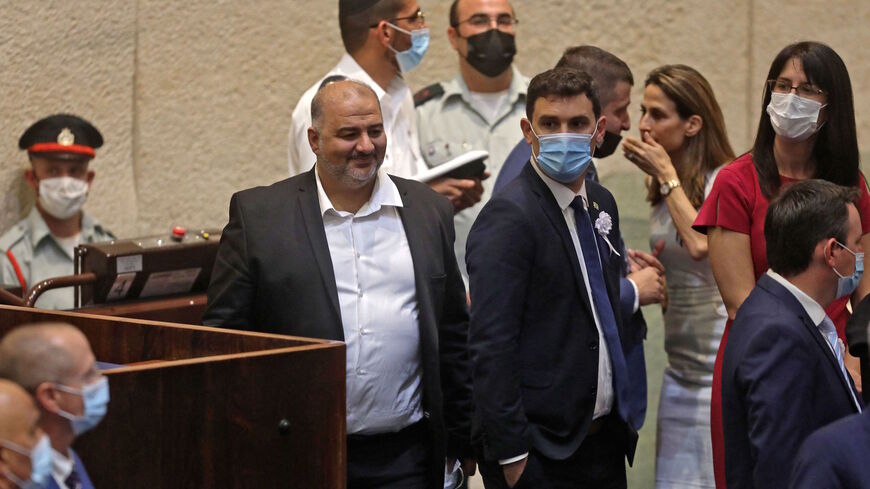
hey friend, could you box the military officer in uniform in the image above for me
[0,114,114,310]
[414,0,527,282]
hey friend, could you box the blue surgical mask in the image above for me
[1,434,52,489]
[54,376,110,435]
[832,240,864,299]
[387,23,429,73]
[529,121,598,183]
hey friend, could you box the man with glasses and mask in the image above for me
[466,68,639,488]
[288,0,484,213]
[414,0,526,282]
[0,379,51,489]
[0,323,108,489]
[0,115,114,310]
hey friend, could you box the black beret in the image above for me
[18,114,103,159]
[339,0,382,18]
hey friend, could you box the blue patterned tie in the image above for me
[819,316,863,412]
[570,197,631,422]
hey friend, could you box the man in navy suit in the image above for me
[0,323,106,489]
[722,180,864,489]
[494,46,664,431]
[790,399,870,488]
[467,67,639,489]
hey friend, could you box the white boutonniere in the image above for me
[594,211,621,256]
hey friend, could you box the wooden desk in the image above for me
[0,306,346,488]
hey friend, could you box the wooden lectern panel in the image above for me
[75,292,208,325]
[0,306,346,489]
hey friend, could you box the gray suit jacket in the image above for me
[203,169,472,487]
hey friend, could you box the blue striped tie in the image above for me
[819,316,863,412]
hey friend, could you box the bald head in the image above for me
[310,79,382,132]
[0,380,38,442]
[0,323,94,392]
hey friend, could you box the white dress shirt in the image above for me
[766,270,862,411]
[51,448,74,489]
[289,54,427,178]
[315,168,424,435]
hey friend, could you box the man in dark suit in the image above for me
[466,67,639,489]
[0,323,105,489]
[722,180,864,489]
[790,406,870,488]
[204,79,472,489]
[493,46,665,431]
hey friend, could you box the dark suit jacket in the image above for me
[46,450,94,489]
[722,274,862,489]
[466,163,639,464]
[790,409,870,489]
[203,170,472,488]
[496,146,649,431]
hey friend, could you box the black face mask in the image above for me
[463,29,516,78]
[595,130,623,159]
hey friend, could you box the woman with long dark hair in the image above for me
[694,41,870,488]
[623,64,734,488]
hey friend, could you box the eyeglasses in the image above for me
[767,78,826,98]
[372,9,426,28]
[455,13,518,30]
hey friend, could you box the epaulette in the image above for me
[414,83,445,107]
[0,223,27,252]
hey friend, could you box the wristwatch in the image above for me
[660,179,681,196]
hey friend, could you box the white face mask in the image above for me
[38,176,89,220]
[766,92,826,141]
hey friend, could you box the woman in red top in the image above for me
[693,41,870,488]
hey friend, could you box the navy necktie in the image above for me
[570,197,630,422]
[65,467,82,489]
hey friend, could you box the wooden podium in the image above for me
[0,305,346,488]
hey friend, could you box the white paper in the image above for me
[116,254,143,273]
[139,268,201,298]
[412,150,489,183]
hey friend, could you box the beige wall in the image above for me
[1,0,867,237]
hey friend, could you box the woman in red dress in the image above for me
[693,41,870,488]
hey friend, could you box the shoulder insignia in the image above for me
[414,83,445,107]
[0,225,27,252]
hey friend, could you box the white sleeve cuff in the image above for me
[499,453,528,465]
[628,278,640,313]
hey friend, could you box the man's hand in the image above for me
[629,266,665,306]
[502,456,527,488]
[628,240,665,274]
[428,174,487,213]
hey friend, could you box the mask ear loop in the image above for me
[524,118,541,161]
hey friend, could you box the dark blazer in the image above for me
[203,169,472,488]
[722,274,862,489]
[496,147,649,431]
[790,408,870,489]
[466,163,639,464]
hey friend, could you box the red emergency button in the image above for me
[171,226,186,242]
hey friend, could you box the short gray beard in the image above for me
[318,155,380,189]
